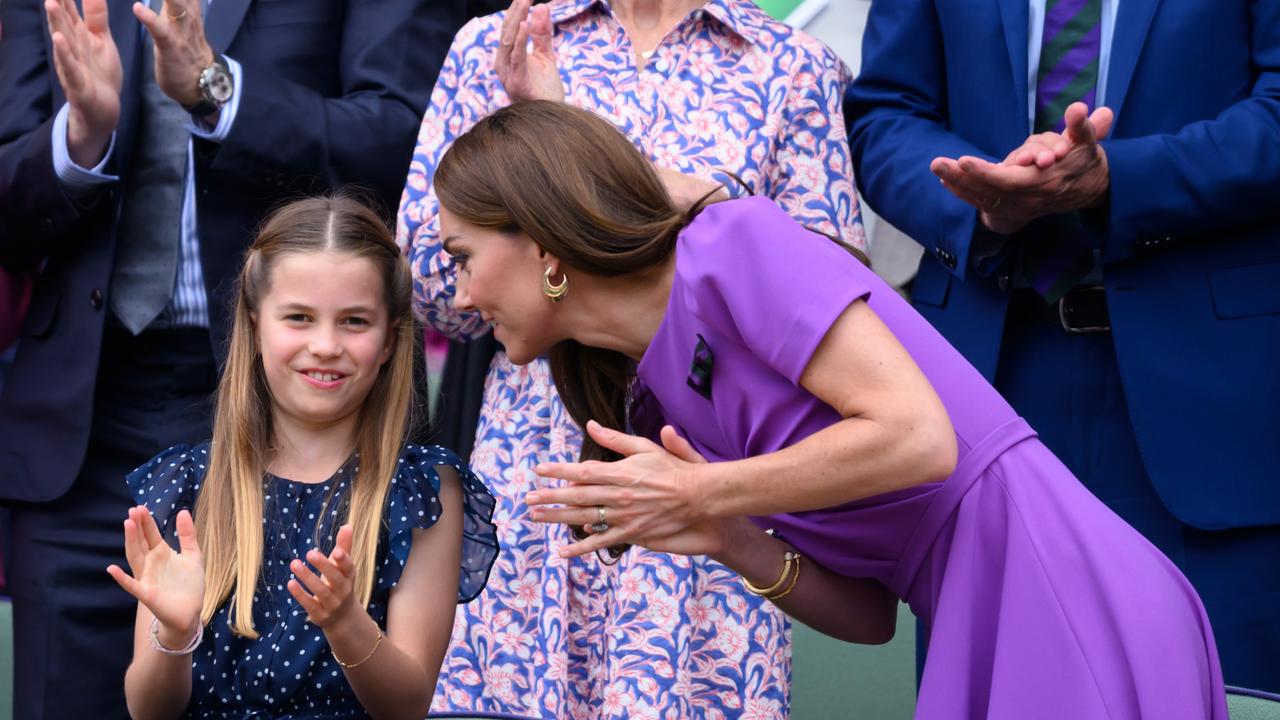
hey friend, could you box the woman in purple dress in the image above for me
[434,101,1227,718]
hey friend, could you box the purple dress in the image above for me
[634,197,1227,718]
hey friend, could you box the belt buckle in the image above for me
[1057,285,1110,335]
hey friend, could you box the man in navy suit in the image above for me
[848,0,1280,692]
[0,0,463,716]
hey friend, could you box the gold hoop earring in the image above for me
[542,266,568,302]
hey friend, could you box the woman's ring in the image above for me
[167,7,188,20]
[591,506,609,533]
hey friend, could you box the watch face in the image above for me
[208,69,234,104]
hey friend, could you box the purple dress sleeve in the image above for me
[678,196,874,384]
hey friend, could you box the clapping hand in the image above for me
[528,422,713,557]
[107,506,205,646]
[44,0,123,167]
[288,524,358,628]
[495,0,563,103]
[132,0,216,109]
[930,102,1114,235]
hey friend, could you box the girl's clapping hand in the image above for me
[107,506,205,640]
[288,524,357,627]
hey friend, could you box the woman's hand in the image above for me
[528,422,710,557]
[288,524,358,628]
[494,0,563,103]
[107,506,205,644]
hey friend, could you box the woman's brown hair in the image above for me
[434,101,703,461]
[199,194,417,637]
[434,100,865,461]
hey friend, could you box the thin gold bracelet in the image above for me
[766,554,801,601]
[334,627,384,669]
[741,550,798,597]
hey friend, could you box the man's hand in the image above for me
[133,0,216,110]
[45,0,123,167]
[930,103,1114,235]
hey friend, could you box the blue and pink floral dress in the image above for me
[397,1,864,716]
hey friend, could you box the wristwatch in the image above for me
[184,54,234,118]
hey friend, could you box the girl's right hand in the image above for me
[494,0,564,103]
[108,506,205,641]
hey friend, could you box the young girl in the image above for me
[106,196,499,720]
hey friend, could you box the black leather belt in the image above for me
[1008,285,1110,334]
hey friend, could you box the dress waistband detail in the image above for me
[889,417,1038,598]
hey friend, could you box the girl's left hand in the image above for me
[528,421,709,557]
[288,524,357,628]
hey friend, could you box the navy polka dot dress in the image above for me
[127,442,499,719]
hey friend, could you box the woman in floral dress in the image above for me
[397,0,864,716]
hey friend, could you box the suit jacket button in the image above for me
[90,288,104,310]
[998,272,1010,292]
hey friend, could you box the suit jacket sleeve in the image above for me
[200,0,465,208]
[1099,0,1280,263]
[845,0,1001,282]
[0,0,101,270]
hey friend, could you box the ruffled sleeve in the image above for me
[377,444,499,603]
[124,441,210,541]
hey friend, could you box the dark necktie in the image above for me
[1019,0,1104,302]
[1034,0,1103,133]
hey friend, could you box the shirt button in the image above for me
[89,288,104,310]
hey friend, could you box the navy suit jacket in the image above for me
[848,0,1280,530]
[0,0,464,503]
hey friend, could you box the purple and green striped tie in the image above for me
[1035,0,1102,133]
[1020,0,1103,302]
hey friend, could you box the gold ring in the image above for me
[167,8,188,20]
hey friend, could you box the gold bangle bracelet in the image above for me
[741,550,799,596]
[334,627,384,669]
[766,554,801,601]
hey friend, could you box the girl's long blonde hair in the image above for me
[198,195,416,637]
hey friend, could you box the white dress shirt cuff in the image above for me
[51,103,119,199]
